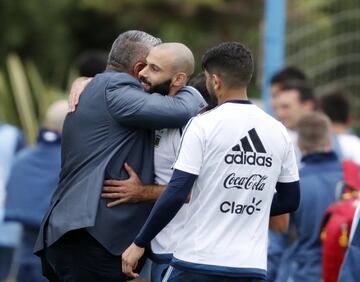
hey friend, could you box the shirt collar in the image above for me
[37,128,61,145]
[301,151,338,164]
[223,100,252,105]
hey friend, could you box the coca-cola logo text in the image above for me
[223,173,267,191]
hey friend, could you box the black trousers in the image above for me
[41,229,133,282]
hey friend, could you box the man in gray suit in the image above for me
[34,30,206,282]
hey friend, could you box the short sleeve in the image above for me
[278,140,300,183]
[173,118,204,175]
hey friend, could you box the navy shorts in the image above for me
[162,266,267,282]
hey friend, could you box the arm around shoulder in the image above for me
[106,81,207,129]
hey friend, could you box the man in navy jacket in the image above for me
[285,112,343,282]
[5,100,68,282]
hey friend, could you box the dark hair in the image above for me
[188,73,217,110]
[319,91,350,124]
[75,50,107,77]
[201,42,254,88]
[108,30,161,72]
[280,81,316,105]
[270,66,307,85]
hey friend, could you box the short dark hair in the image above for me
[280,81,316,105]
[201,42,254,88]
[75,50,107,77]
[319,91,350,124]
[188,73,217,110]
[108,30,161,72]
[270,66,307,85]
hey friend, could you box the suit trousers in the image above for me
[41,229,130,282]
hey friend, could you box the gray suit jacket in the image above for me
[34,70,206,255]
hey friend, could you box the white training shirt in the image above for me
[171,100,299,278]
[151,128,189,261]
[337,133,360,165]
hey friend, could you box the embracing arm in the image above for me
[68,76,92,112]
[101,163,165,207]
[102,182,165,207]
[102,162,193,206]
[106,75,207,129]
[67,73,207,129]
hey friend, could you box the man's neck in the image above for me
[332,123,349,134]
[218,88,248,105]
[168,86,183,97]
[106,65,129,74]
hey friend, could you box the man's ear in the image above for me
[212,74,222,91]
[346,115,353,127]
[133,62,147,78]
[302,100,315,113]
[172,73,187,87]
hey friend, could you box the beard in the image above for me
[207,84,216,99]
[139,76,172,96]
[149,79,172,96]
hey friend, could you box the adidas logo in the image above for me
[224,128,273,167]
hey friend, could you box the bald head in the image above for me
[138,42,195,95]
[153,43,195,77]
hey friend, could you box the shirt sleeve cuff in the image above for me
[277,175,300,183]
[173,162,200,175]
[134,237,147,248]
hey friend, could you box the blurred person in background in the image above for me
[0,123,26,281]
[273,81,316,142]
[270,66,308,110]
[285,112,343,282]
[188,72,217,111]
[268,79,316,282]
[0,124,26,222]
[319,91,360,165]
[4,100,68,282]
[74,50,107,78]
[66,50,107,111]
